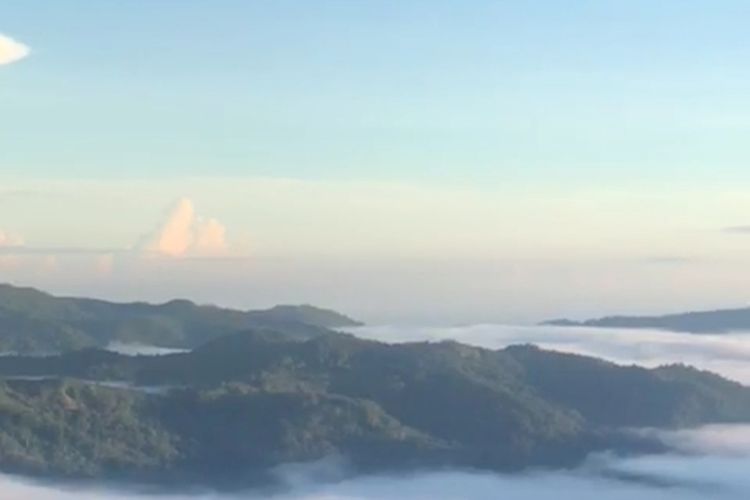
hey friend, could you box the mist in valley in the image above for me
[3,425,750,499]
[350,324,750,384]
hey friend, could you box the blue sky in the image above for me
[3,1,750,321]
[3,0,750,184]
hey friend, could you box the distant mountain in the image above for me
[0,329,749,487]
[542,306,750,333]
[0,283,361,353]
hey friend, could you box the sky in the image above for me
[2,1,750,322]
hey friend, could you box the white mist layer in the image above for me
[348,324,750,384]
[0,426,747,499]
[105,342,190,356]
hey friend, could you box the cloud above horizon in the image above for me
[0,34,30,65]
[0,198,238,282]
[0,198,233,260]
[5,178,750,322]
[138,198,230,258]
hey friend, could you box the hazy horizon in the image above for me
[5,1,750,323]
[1,277,750,326]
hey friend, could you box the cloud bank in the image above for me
[0,34,30,65]
[349,323,750,384]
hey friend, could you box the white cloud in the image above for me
[348,324,750,384]
[139,198,230,258]
[639,424,750,457]
[7,177,750,321]
[141,198,196,257]
[0,34,30,66]
[193,217,228,256]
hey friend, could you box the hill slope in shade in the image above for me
[543,306,750,333]
[0,329,748,487]
[0,283,361,354]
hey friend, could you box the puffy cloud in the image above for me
[141,198,196,257]
[0,34,30,66]
[0,198,239,287]
[193,218,227,256]
[139,198,229,258]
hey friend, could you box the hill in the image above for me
[0,283,361,354]
[542,306,750,333]
[0,329,748,487]
[542,308,750,333]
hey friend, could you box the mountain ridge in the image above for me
[0,327,747,487]
[542,306,750,333]
[1,286,749,489]
[0,283,361,353]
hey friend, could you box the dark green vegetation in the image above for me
[543,307,750,333]
[1,328,750,487]
[0,283,361,354]
[3,284,750,488]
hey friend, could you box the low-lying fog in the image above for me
[6,324,750,498]
[349,324,750,384]
[2,425,750,499]
[106,342,190,356]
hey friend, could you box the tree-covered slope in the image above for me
[0,330,748,486]
[543,307,750,333]
[0,379,442,485]
[0,284,361,353]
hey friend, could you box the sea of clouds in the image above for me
[349,323,750,384]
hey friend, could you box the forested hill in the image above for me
[0,329,749,487]
[0,283,361,353]
[543,306,750,333]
